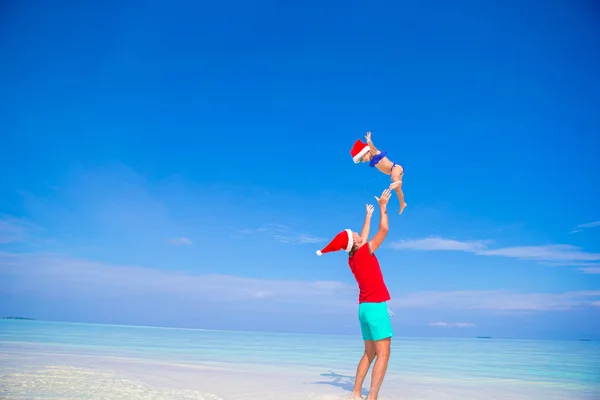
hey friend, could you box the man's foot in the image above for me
[399,202,407,214]
[351,394,366,400]
[389,181,402,190]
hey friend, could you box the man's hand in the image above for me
[374,189,392,207]
[365,131,372,142]
[361,204,375,240]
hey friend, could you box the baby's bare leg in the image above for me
[394,184,407,214]
[389,166,407,214]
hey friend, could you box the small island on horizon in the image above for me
[477,336,493,339]
[1,316,36,320]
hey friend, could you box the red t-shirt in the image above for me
[348,243,391,303]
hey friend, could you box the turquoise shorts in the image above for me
[358,302,394,341]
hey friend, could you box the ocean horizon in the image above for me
[2,317,595,341]
[1,319,599,399]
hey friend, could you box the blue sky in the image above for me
[1,0,599,340]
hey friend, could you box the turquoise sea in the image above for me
[1,319,599,399]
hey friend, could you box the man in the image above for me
[316,188,393,400]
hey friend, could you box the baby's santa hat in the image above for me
[350,139,370,163]
[316,229,354,256]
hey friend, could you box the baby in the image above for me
[351,131,407,214]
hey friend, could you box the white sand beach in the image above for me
[2,344,595,400]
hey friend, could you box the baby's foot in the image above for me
[389,181,402,190]
[399,202,407,214]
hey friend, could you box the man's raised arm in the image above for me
[360,204,374,241]
[368,189,391,253]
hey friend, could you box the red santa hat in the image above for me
[316,229,354,256]
[350,139,370,163]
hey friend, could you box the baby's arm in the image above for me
[365,131,380,155]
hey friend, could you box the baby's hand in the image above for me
[365,131,372,142]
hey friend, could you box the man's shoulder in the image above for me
[357,243,375,257]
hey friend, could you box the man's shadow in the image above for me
[312,370,369,397]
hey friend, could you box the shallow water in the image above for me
[1,320,599,399]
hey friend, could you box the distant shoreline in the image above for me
[0,319,595,342]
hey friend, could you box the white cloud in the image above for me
[481,244,600,262]
[0,216,33,243]
[232,224,325,245]
[167,237,193,246]
[391,237,488,252]
[538,261,600,274]
[1,251,598,314]
[0,251,355,310]
[389,290,600,311]
[571,221,600,234]
[578,221,600,228]
[390,236,600,272]
[428,322,475,328]
[539,261,600,267]
[579,267,600,274]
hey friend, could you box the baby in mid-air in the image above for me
[351,131,407,214]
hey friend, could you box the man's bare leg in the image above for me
[366,337,391,400]
[352,341,375,399]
